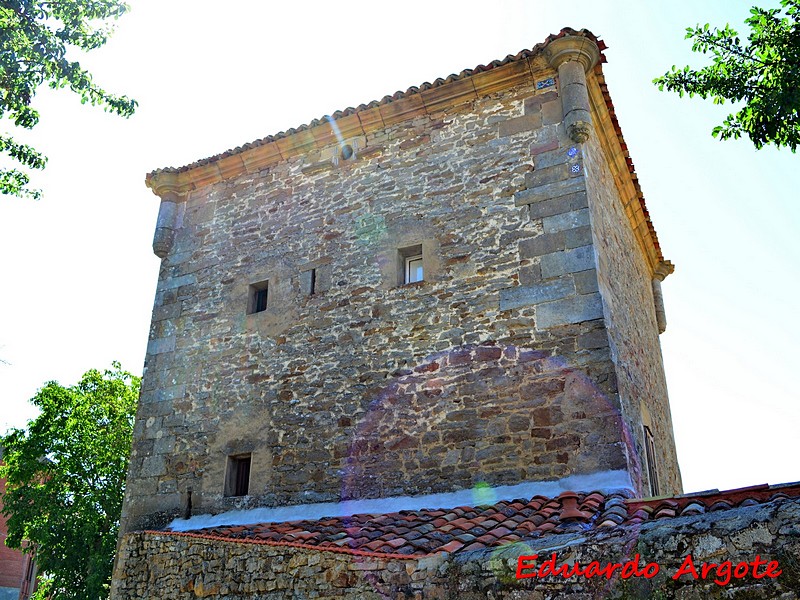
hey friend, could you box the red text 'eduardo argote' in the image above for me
[516,552,782,586]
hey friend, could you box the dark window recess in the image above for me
[254,288,267,312]
[225,454,251,497]
[248,281,269,314]
[643,426,660,496]
[309,268,316,295]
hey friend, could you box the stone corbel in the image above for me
[147,172,188,258]
[544,35,601,143]
[652,261,674,334]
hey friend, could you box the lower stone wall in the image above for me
[112,496,800,599]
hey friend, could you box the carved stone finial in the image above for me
[145,171,186,202]
[544,35,601,144]
[145,172,188,259]
[544,35,601,73]
[654,260,675,281]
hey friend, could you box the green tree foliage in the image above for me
[0,363,139,600]
[654,0,800,151]
[0,1,137,199]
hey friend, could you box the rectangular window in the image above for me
[225,454,251,497]
[248,281,269,314]
[399,244,424,285]
[405,255,423,284]
[643,426,660,496]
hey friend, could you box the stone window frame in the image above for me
[377,233,439,291]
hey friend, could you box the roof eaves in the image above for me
[146,27,603,179]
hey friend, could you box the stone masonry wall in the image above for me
[121,60,670,532]
[112,497,800,599]
[581,118,682,495]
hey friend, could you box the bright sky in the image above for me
[0,1,797,495]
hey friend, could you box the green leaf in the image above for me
[0,0,137,200]
[654,0,800,152]
[0,364,140,600]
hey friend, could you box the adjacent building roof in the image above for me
[153,482,800,560]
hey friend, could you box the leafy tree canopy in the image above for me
[654,0,800,151]
[0,0,137,199]
[0,363,139,600]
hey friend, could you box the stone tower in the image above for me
[119,29,681,535]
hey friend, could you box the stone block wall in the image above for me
[111,496,800,599]
[121,40,679,533]
[581,90,682,495]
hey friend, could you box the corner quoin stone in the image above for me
[536,292,604,329]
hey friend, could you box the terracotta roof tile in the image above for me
[154,482,800,560]
[149,28,600,178]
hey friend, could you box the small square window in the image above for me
[225,454,251,497]
[398,245,424,285]
[248,281,269,314]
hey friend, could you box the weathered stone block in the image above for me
[518,263,541,286]
[524,164,570,188]
[140,456,167,478]
[497,114,543,137]
[523,91,558,114]
[530,138,559,156]
[153,302,181,322]
[499,278,575,310]
[533,147,571,169]
[542,208,591,233]
[574,269,599,294]
[147,336,176,355]
[536,292,604,328]
[519,231,565,258]
[541,99,563,125]
[514,178,586,207]
[540,245,595,278]
[565,225,592,249]
[577,329,609,350]
[154,384,186,402]
[159,273,196,291]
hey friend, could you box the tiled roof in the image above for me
[146,27,670,271]
[156,482,800,560]
[150,28,605,177]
